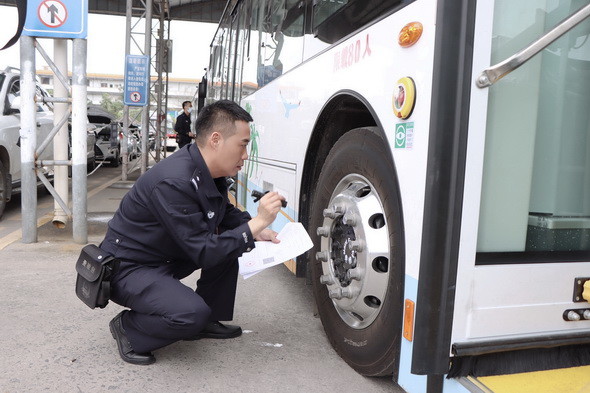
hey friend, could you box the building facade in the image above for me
[37,67,199,112]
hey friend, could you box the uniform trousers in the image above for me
[110,257,239,353]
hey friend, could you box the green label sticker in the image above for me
[395,122,414,149]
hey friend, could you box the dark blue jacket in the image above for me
[100,144,255,269]
[174,112,192,146]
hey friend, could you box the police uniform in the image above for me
[174,111,192,148]
[100,144,255,353]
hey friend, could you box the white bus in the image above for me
[203,0,590,391]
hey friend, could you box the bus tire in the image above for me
[309,127,404,377]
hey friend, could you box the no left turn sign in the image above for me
[38,0,68,28]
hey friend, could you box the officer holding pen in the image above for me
[100,100,286,365]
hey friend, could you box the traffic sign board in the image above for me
[124,55,149,107]
[23,0,88,39]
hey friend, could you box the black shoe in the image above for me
[188,321,242,340]
[109,311,156,365]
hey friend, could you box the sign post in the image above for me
[19,0,89,244]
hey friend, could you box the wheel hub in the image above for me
[330,220,357,286]
[316,174,391,329]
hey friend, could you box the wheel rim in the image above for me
[317,173,391,329]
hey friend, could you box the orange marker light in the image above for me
[403,299,415,341]
[398,22,423,48]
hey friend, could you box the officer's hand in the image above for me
[255,228,280,243]
[248,192,285,239]
[257,191,285,224]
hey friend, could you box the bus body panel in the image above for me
[207,0,590,387]
[239,0,437,282]
[236,1,441,386]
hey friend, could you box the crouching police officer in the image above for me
[100,100,285,365]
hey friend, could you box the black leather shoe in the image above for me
[189,321,242,340]
[109,311,156,365]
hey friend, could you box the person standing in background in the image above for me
[175,100,194,149]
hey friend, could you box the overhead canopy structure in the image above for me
[0,0,227,23]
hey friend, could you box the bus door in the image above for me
[452,0,590,374]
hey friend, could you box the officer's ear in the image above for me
[210,131,222,149]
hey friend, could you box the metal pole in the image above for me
[155,10,164,162]
[163,18,170,159]
[122,0,132,181]
[19,36,38,244]
[52,39,69,228]
[72,39,88,244]
[141,0,153,174]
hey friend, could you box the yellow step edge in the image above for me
[476,365,590,393]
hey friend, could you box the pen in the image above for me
[251,190,288,208]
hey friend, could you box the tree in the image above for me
[99,93,124,119]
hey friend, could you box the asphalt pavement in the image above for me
[0,155,401,393]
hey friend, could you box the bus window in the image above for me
[477,0,590,260]
[313,0,348,30]
[312,0,403,44]
[252,0,305,88]
[208,43,222,103]
[209,30,227,102]
[208,0,251,102]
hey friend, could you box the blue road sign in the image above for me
[124,55,150,107]
[23,0,88,39]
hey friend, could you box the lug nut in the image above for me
[347,269,362,280]
[316,250,330,262]
[333,204,345,215]
[342,215,356,226]
[584,310,590,320]
[350,240,364,252]
[329,288,342,299]
[320,274,334,285]
[323,209,337,219]
[341,287,358,299]
[317,226,330,237]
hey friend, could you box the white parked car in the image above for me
[0,67,54,218]
[0,67,96,218]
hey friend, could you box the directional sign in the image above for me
[23,0,88,39]
[124,55,149,107]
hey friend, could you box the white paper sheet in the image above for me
[238,222,313,279]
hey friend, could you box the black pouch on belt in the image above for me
[75,244,119,309]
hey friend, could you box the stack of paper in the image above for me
[238,222,313,279]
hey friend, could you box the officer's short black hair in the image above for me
[195,100,253,147]
[182,100,192,109]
